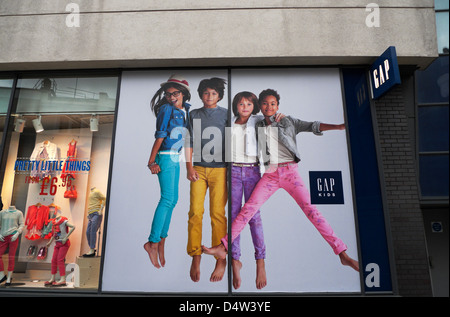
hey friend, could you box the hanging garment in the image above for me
[61,140,78,199]
[25,204,49,240]
[30,141,58,179]
[61,140,77,180]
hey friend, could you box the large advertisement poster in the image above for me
[102,68,360,294]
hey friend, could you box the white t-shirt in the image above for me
[264,125,295,164]
[232,123,258,163]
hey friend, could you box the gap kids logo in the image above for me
[309,171,344,205]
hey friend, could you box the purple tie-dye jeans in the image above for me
[231,165,266,260]
[223,163,347,255]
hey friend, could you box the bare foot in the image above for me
[190,255,201,282]
[201,244,227,259]
[232,259,242,289]
[158,238,166,267]
[143,241,160,268]
[210,258,226,282]
[255,259,267,289]
[339,251,359,272]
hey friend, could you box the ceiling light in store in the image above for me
[14,116,26,133]
[90,114,99,132]
[32,115,44,133]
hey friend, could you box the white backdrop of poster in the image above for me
[102,70,229,293]
[229,68,360,293]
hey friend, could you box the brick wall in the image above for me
[373,80,433,296]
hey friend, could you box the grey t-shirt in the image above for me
[187,106,229,168]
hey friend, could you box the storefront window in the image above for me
[436,12,449,54]
[435,0,449,10]
[0,79,13,114]
[1,79,14,148]
[0,74,118,291]
[416,56,449,199]
[435,0,449,54]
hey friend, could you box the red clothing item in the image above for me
[24,205,49,230]
[25,204,49,240]
[24,205,38,230]
[51,216,68,234]
[51,240,70,275]
[0,235,19,271]
[61,140,77,180]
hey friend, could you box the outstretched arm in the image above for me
[319,123,345,132]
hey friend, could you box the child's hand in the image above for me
[274,113,285,122]
[149,163,161,174]
[187,167,199,182]
[11,232,19,242]
[148,160,160,174]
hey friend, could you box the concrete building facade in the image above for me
[0,1,447,297]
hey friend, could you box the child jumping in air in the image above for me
[202,88,359,274]
[185,77,228,283]
[144,75,191,269]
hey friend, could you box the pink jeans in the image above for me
[222,163,347,255]
[0,235,19,271]
[51,240,71,275]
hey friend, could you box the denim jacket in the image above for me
[155,103,191,152]
[255,115,322,165]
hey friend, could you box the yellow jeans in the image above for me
[187,166,227,257]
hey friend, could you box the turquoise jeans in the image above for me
[148,152,180,243]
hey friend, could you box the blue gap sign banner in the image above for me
[342,68,393,293]
[369,46,401,99]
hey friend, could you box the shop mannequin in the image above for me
[41,204,60,239]
[44,214,75,287]
[0,206,24,286]
[82,187,106,257]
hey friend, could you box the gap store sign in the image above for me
[369,46,401,99]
